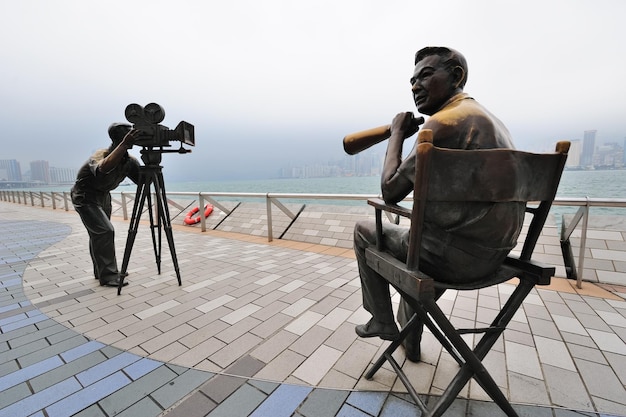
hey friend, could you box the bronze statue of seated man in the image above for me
[353,46,525,362]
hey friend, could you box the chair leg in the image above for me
[421,297,519,417]
[417,279,538,417]
[365,314,420,380]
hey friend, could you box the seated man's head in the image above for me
[411,46,468,115]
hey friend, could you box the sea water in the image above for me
[163,170,626,198]
[8,170,626,216]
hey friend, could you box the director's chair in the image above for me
[363,129,569,417]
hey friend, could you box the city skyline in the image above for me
[3,128,626,187]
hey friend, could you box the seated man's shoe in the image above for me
[99,278,129,287]
[402,339,421,362]
[355,319,399,341]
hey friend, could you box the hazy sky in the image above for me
[1,0,625,180]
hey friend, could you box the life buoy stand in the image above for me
[184,204,213,225]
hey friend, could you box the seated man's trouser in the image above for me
[354,220,508,357]
[71,190,120,282]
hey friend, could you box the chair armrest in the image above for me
[365,247,436,300]
[504,255,556,285]
[367,198,412,218]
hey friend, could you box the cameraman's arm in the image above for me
[99,130,137,174]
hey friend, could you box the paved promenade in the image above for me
[1,201,626,416]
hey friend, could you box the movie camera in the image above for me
[125,103,195,152]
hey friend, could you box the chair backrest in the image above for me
[407,129,570,270]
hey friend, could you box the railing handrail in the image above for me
[3,189,626,289]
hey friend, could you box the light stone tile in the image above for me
[221,304,262,325]
[591,396,626,417]
[542,364,594,411]
[318,369,357,389]
[28,291,68,305]
[347,307,371,325]
[291,254,324,265]
[282,298,316,317]
[587,329,626,354]
[315,267,337,274]
[196,295,235,313]
[431,353,469,397]
[507,372,551,406]
[278,279,306,293]
[324,278,350,289]
[591,249,626,261]
[253,349,306,382]
[511,308,528,324]
[596,270,626,286]
[254,274,281,286]
[135,300,181,320]
[292,344,342,385]
[332,339,379,380]
[250,330,298,363]
[606,299,626,309]
[210,332,263,369]
[285,311,324,336]
[534,335,576,371]
[505,341,543,380]
[317,307,353,331]
[575,358,626,405]
[523,293,544,306]
[552,314,588,336]
[211,270,240,282]
[182,278,216,292]
[312,262,333,270]
[596,309,626,328]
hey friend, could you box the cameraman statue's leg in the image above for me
[75,201,120,286]
[354,220,409,341]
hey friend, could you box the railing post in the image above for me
[199,194,206,232]
[63,192,70,211]
[576,198,590,289]
[266,194,273,242]
[121,192,129,220]
[52,192,57,209]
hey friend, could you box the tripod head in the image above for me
[139,145,192,167]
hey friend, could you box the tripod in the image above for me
[118,149,182,295]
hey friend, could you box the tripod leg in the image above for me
[145,185,161,273]
[154,170,182,286]
[119,174,150,294]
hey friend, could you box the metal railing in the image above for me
[2,189,625,288]
[552,197,626,288]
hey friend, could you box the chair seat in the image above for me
[433,255,556,291]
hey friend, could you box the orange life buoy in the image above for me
[183,204,213,225]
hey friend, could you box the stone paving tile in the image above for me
[2,202,626,416]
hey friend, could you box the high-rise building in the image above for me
[566,139,581,168]
[30,160,51,184]
[0,159,22,181]
[581,130,596,168]
[50,166,77,184]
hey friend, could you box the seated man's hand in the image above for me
[391,112,421,139]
